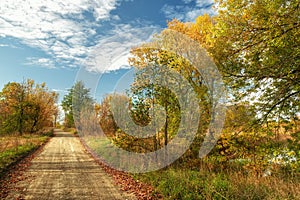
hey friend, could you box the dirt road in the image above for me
[6,130,136,200]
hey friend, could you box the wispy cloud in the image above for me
[24,57,56,69]
[1,0,200,73]
[161,0,215,22]
[84,24,160,73]
[0,0,119,69]
[0,44,9,47]
[0,43,21,49]
[52,88,69,93]
[182,0,193,3]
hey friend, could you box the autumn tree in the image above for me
[0,79,58,135]
[212,0,300,122]
[0,82,27,134]
[159,1,299,159]
[127,14,222,159]
[128,64,182,153]
[26,80,58,132]
[96,95,117,135]
[167,14,215,50]
[97,93,166,153]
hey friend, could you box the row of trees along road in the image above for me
[0,79,58,135]
[97,0,300,174]
[62,0,299,176]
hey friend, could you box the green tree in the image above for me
[212,0,300,121]
[0,82,27,134]
[128,64,181,153]
[128,17,219,159]
[61,88,74,128]
[61,81,93,128]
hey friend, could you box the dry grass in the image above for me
[0,134,47,153]
[0,128,54,153]
[0,130,53,174]
[134,167,300,200]
[228,172,300,199]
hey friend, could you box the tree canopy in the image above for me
[212,0,300,121]
[61,81,94,128]
[0,79,58,135]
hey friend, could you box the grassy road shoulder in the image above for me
[133,166,300,199]
[0,129,54,177]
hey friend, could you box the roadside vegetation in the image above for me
[0,79,58,175]
[134,167,300,200]
[0,129,53,175]
[62,0,299,199]
[2,1,297,199]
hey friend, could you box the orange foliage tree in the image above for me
[0,79,58,135]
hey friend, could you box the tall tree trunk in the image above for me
[164,106,169,162]
[18,107,23,135]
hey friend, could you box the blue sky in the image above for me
[0,0,215,104]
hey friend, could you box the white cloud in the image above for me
[0,0,181,73]
[161,5,185,21]
[0,43,20,49]
[0,0,119,68]
[182,0,193,4]
[161,0,215,22]
[93,0,118,20]
[0,44,9,47]
[84,24,160,73]
[25,57,56,69]
[52,88,68,93]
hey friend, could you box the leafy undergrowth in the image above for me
[0,131,53,198]
[133,167,300,200]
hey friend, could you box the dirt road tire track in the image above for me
[5,130,136,200]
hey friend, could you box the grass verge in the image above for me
[133,167,300,200]
[0,129,53,176]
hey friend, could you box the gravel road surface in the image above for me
[6,130,136,200]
